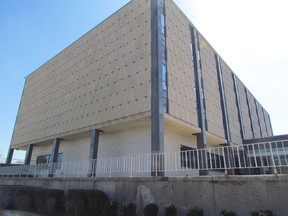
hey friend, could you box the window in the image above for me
[160,5,168,113]
[162,64,167,91]
[180,145,224,170]
[180,145,198,169]
[207,152,224,169]
[36,153,63,169]
[193,82,198,123]
[36,154,51,164]
[161,13,165,34]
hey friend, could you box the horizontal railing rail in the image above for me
[0,141,287,178]
[0,158,24,164]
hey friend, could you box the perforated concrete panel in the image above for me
[246,90,262,138]
[221,60,242,145]
[257,102,268,137]
[263,109,273,136]
[11,0,152,148]
[198,36,225,139]
[236,78,254,139]
[165,0,198,127]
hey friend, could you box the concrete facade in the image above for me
[7,0,273,173]
[0,175,287,216]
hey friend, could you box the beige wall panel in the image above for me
[246,91,261,138]
[257,102,268,137]
[165,0,198,127]
[164,127,197,153]
[221,60,242,145]
[198,35,225,139]
[263,109,273,136]
[236,79,254,139]
[11,0,152,147]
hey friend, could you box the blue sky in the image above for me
[1,0,288,161]
[0,0,130,160]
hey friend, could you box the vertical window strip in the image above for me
[190,33,198,124]
[268,114,274,136]
[160,0,168,113]
[190,26,207,142]
[245,88,256,138]
[233,74,246,140]
[196,40,207,130]
[262,108,269,137]
[215,54,231,143]
[255,99,263,137]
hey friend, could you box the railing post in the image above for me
[269,142,278,175]
[222,145,235,175]
[130,156,133,178]
[241,146,251,175]
[109,158,112,178]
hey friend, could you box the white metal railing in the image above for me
[0,141,287,178]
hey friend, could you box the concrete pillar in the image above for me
[88,129,100,177]
[89,129,100,160]
[24,144,34,165]
[49,138,61,177]
[6,148,14,164]
[191,26,208,176]
[197,134,209,176]
[150,0,165,177]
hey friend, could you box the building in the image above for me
[6,0,274,176]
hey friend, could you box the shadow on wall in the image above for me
[0,186,64,215]
[0,176,284,216]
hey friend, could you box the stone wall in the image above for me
[0,175,287,216]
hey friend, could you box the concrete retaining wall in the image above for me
[0,175,287,216]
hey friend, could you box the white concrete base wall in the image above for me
[31,124,151,162]
[31,137,91,164]
[61,137,91,162]
[29,123,203,177]
[164,127,199,177]
[164,127,197,153]
[31,144,53,165]
[98,124,151,158]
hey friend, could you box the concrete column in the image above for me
[197,134,208,176]
[6,148,14,164]
[88,129,100,177]
[191,27,208,176]
[151,0,165,177]
[24,144,34,165]
[89,129,100,160]
[49,138,61,177]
